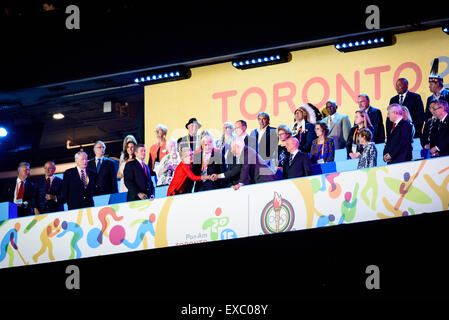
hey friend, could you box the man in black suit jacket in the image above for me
[211,137,276,189]
[383,104,413,164]
[62,151,96,210]
[388,78,424,138]
[1,162,34,217]
[282,138,312,179]
[358,94,385,144]
[250,112,278,171]
[34,161,64,214]
[124,144,155,201]
[192,136,225,192]
[87,141,118,195]
[429,100,449,157]
[425,74,449,121]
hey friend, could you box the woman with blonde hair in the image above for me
[347,110,374,159]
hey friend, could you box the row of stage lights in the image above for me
[132,26,448,85]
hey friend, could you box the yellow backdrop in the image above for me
[145,27,448,159]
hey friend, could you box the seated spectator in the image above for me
[429,100,449,157]
[347,110,374,159]
[291,105,317,153]
[216,122,234,151]
[117,140,136,192]
[282,137,312,179]
[192,135,225,192]
[354,129,377,169]
[211,137,276,190]
[156,139,181,186]
[310,122,335,164]
[383,104,413,164]
[34,161,64,214]
[322,100,351,149]
[167,148,210,196]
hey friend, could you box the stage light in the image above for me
[443,26,449,34]
[53,113,65,120]
[0,127,7,137]
[133,66,191,85]
[335,32,393,52]
[232,50,291,70]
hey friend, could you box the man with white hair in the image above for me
[192,135,225,192]
[211,137,276,190]
[429,100,449,157]
[1,162,34,217]
[383,104,413,164]
[62,151,96,210]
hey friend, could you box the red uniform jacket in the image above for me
[167,162,203,196]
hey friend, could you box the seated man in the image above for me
[212,137,276,190]
[282,137,312,179]
[383,104,413,164]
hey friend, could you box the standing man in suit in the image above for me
[322,100,351,149]
[429,100,449,157]
[62,151,96,210]
[282,137,312,179]
[34,161,64,214]
[234,120,256,150]
[87,140,118,196]
[383,104,413,164]
[250,112,278,171]
[358,94,385,144]
[1,162,34,217]
[425,58,449,121]
[388,78,425,138]
[124,144,155,201]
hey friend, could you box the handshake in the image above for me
[201,174,219,181]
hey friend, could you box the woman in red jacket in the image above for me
[167,148,210,196]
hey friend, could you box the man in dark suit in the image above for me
[429,100,449,157]
[383,104,413,164]
[388,78,425,138]
[87,141,118,196]
[425,58,449,121]
[234,120,257,150]
[211,137,276,189]
[358,94,385,144]
[192,136,225,192]
[282,137,312,179]
[62,151,96,210]
[420,99,439,150]
[124,144,155,201]
[1,162,34,217]
[34,161,64,214]
[250,112,278,171]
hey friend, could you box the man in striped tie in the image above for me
[1,162,34,217]
[124,144,155,202]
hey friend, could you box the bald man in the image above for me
[282,138,312,179]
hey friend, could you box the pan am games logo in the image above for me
[202,207,237,241]
[260,192,295,234]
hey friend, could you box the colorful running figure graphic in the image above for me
[360,166,389,211]
[0,223,27,266]
[341,183,359,223]
[121,214,156,249]
[97,207,123,244]
[57,221,84,259]
[32,218,61,263]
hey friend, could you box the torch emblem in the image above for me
[260,192,295,234]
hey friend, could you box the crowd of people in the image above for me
[1,60,448,218]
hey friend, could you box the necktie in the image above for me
[46,177,51,191]
[399,95,403,105]
[16,181,24,200]
[142,162,148,177]
[289,153,294,167]
[81,170,87,189]
[96,158,101,173]
[391,122,396,133]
